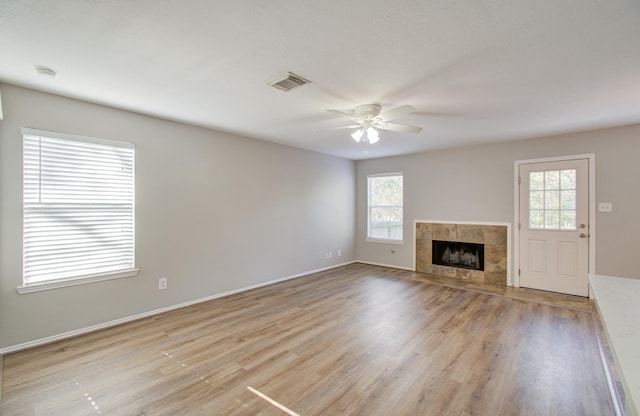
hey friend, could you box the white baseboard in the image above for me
[0,261,356,355]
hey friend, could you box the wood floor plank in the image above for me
[1,264,613,415]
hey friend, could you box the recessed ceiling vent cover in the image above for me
[267,72,311,91]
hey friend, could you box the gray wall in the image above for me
[0,84,356,350]
[356,124,640,279]
[3,81,639,351]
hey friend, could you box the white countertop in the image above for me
[590,274,640,416]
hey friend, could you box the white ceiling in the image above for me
[1,0,639,160]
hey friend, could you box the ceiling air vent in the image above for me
[267,72,311,92]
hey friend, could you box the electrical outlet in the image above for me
[329,251,333,258]
[158,278,167,290]
[337,249,342,257]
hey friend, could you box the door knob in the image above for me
[579,233,589,238]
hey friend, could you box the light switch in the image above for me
[599,202,613,212]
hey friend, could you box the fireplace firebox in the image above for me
[432,240,485,271]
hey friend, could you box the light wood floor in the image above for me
[1,264,613,415]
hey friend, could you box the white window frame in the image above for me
[18,128,138,294]
[366,172,404,244]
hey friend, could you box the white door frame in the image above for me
[513,154,596,294]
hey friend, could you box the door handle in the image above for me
[579,233,589,238]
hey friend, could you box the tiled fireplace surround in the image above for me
[415,222,510,286]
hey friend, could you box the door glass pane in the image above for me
[545,190,559,210]
[561,190,576,209]
[545,171,560,190]
[545,210,560,229]
[530,172,544,190]
[560,210,576,230]
[560,170,576,189]
[530,210,544,228]
[530,191,544,209]
[529,169,577,230]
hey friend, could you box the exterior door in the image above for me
[518,159,590,296]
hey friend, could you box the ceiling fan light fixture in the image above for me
[366,127,379,144]
[351,129,364,142]
[320,103,420,150]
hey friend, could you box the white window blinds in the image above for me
[367,173,403,242]
[22,128,135,286]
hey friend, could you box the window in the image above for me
[367,173,403,242]
[20,128,137,292]
[529,169,577,230]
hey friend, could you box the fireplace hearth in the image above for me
[432,240,484,271]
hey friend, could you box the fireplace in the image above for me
[415,222,509,286]
[432,240,484,271]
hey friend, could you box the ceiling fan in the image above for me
[318,104,423,144]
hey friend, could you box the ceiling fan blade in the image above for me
[378,105,415,121]
[375,122,422,133]
[315,125,362,133]
[327,109,359,122]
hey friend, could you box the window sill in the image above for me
[17,268,139,294]
[366,238,405,245]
